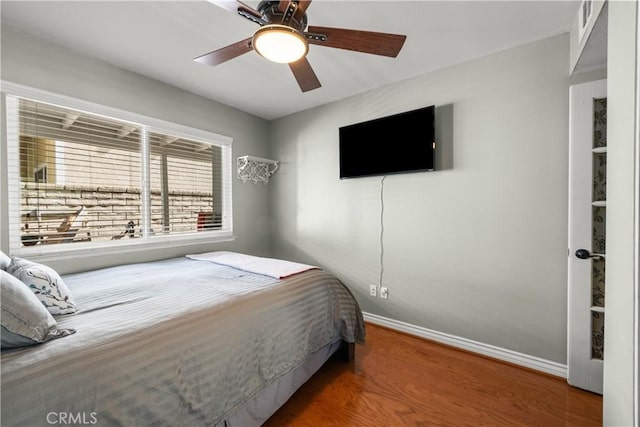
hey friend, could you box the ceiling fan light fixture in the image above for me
[253,24,308,63]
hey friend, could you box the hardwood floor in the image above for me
[264,323,602,426]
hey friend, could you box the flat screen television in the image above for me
[339,105,435,179]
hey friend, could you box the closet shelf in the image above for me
[237,155,279,184]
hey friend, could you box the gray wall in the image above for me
[269,34,571,363]
[603,1,638,424]
[0,26,273,273]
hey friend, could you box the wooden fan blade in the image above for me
[194,38,253,66]
[296,1,312,15]
[289,57,321,92]
[278,1,312,23]
[307,26,406,58]
[206,0,262,20]
[294,0,312,20]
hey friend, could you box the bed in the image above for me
[1,251,365,427]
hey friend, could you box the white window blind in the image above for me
[5,90,233,254]
[148,131,223,235]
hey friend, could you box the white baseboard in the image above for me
[363,312,567,378]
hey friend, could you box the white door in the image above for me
[567,79,607,394]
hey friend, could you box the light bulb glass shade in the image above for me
[253,25,308,64]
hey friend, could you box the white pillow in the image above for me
[7,257,76,315]
[0,250,10,271]
[1,270,75,349]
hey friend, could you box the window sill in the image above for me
[12,232,236,265]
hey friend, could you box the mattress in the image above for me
[1,256,365,426]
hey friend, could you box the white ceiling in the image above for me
[1,1,580,120]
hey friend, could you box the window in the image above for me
[4,88,233,254]
[578,0,593,43]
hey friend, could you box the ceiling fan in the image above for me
[194,0,407,92]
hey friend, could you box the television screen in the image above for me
[339,105,435,179]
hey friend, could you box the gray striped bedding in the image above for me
[1,257,365,427]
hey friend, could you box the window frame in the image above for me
[2,81,235,260]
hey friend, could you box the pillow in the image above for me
[7,257,76,315]
[1,270,75,349]
[0,251,10,271]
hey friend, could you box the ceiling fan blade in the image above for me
[278,0,312,17]
[194,38,253,66]
[206,0,262,20]
[291,0,312,22]
[295,1,312,18]
[289,57,321,92]
[277,1,289,12]
[306,26,406,58]
[277,1,312,25]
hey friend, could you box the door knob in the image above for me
[575,249,603,260]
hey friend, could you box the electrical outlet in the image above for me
[380,287,388,299]
[369,285,377,297]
